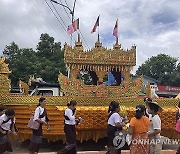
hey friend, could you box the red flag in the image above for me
[67,24,75,34]
[113,19,118,38]
[91,15,100,33]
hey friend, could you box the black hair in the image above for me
[37,97,46,106]
[178,102,180,108]
[148,103,159,113]
[135,105,145,119]
[108,101,119,113]
[5,109,15,116]
[144,97,152,103]
[0,107,5,112]
[67,100,77,107]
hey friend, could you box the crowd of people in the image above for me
[0,97,180,154]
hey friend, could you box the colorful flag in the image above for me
[67,24,75,34]
[67,18,79,35]
[91,15,100,33]
[113,19,118,38]
[73,18,79,31]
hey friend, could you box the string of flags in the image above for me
[67,16,118,39]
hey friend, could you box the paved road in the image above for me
[3,138,179,154]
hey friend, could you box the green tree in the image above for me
[3,33,66,87]
[3,42,38,86]
[136,54,179,86]
[35,33,66,83]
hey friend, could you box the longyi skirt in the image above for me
[0,134,12,154]
[28,125,43,153]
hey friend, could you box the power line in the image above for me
[32,0,65,41]
[59,0,71,21]
[49,0,77,43]
[63,0,90,50]
[49,0,77,44]
[44,0,76,43]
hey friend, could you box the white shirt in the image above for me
[146,108,150,116]
[108,112,122,127]
[64,108,75,125]
[0,114,15,131]
[148,114,161,139]
[33,106,46,122]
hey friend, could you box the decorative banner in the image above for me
[91,15,100,33]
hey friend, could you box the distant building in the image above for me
[133,75,158,93]
[156,85,180,98]
[143,75,158,86]
[133,75,180,98]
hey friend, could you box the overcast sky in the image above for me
[0,0,180,74]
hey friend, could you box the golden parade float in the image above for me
[0,35,179,142]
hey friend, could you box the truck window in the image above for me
[37,90,53,96]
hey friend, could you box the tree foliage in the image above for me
[3,33,66,87]
[136,54,180,86]
[3,34,180,87]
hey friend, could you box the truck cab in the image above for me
[29,82,63,96]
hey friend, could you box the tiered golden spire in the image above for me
[113,36,121,50]
[95,34,102,48]
[0,56,11,74]
[75,33,83,52]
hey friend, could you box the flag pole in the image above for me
[116,18,118,44]
[98,15,100,42]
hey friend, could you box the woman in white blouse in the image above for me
[0,109,16,153]
[106,101,122,154]
[57,100,77,154]
[28,97,50,154]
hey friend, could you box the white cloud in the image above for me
[0,0,180,74]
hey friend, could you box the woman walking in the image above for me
[28,97,50,154]
[57,100,78,154]
[128,105,150,154]
[106,101,122,154]
[0,109,16,154]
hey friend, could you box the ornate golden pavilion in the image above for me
[0,36,179,142]
[64,34,136,82]
[58,35,142,98]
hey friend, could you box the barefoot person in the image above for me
[0,109,16,154]
[28,97,50,154]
